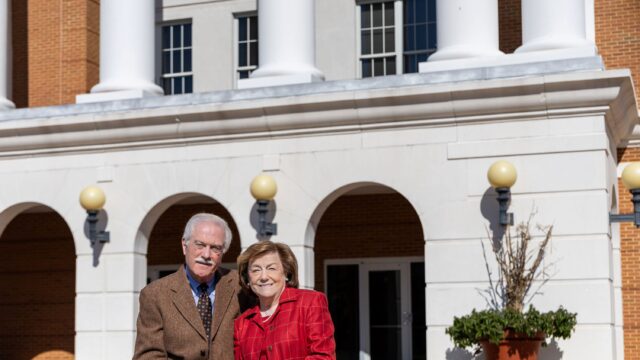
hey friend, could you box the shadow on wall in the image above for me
[444,339,564,360]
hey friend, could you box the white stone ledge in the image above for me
[0,69,633,157]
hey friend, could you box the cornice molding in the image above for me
[0,69,635,158]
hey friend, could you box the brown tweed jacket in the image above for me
[133,266,252,360]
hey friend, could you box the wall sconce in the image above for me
[487,160,517,226]
[610,162,640,227]
[79,185,110,245]
[250,173,278,237]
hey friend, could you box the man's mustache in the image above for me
[195,258,214,266]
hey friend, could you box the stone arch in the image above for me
[136,193,242,282]
[309,182,426,360]
[0,203,75,360]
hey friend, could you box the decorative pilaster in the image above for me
[428,0,503,62]
[238,0,324,89]
[77,0,162,103]
[516,0,596,53]
[0,0,15,110]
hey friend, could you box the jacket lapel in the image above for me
[170,266,207,340]
[211,268,235,340]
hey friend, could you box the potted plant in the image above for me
[445,217,577,360]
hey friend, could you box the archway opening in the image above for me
[0,205,75,360]
[146,195,241,283]
[314,185,425,360]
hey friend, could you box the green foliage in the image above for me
[445,306,577,348]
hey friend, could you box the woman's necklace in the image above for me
[261,304,277,322]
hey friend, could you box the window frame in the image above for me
[233,12,259,87]
[159,20,194,95]
[356,0,404,78]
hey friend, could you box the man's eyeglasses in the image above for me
[192,240,224,255]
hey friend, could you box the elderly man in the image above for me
[134,213,251,360]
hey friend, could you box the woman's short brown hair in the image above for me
[237,240,299,292]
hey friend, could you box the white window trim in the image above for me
[356,0,404,78]
[233,12,258,88]
[158,20,194,95]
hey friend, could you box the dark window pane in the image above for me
[249,42,258,66]
[404,54,416,74]
[369,270,401,360]
[404,25,415,51]
[185,75,193,93]
[250,16,258,39]
[239,43,247,67]
[172,51,182,73]
[416,0,427,23]
[428,22,437,48]
[239,17,247,41]
[404,0,414,24]
[385,28,395,52]
[183,24,192,47]
[173,25,182,48]
[183,49,192,72]
[239,70,249,79]
[373,29,383,53]
[372,3,382,27]
[427,0,436,22]
[417,52,429,63]
[374,58,384,76]
[162,26,170,49]
[385,2,394,26]
[174,77,183,94]
[162,78,171,94]
[412,262,427,360]
[362,59,372,77]
[162,51,171,74]
[327,265,360,360]
[371,328,401,360]
[387,57,396,75]
[416,24,427,50]
[361,30,371,55]
[361,4,371,28]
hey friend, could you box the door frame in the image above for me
[324,257,424,360]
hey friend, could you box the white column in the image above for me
[0,0,15,110]
[238,0,324,89]
[77,0,162,103]
[428,0,503,62]
[516,0,596,53]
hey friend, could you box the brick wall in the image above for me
[0,211,75,360]
[619,147,640,358]
[498,0,522,53]
[596,0,640,106]
[11,0,99,108]
[313,193,424,291]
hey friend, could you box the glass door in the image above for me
[359,262,411,360]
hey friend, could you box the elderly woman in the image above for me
[234,241,336,360]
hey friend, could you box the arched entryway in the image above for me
[313,184,425,360]
[145,194,241,282]
[0,204,75,360]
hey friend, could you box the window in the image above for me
[358,0,436,78]
[403,0,437,73]
[236,15,259,80]
[161,23,193,95]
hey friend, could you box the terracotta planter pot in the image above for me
[480,330,544,360]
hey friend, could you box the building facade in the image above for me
[0,0,639,359]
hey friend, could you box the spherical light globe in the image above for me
[621,162,640,190]
[79,185,106,211]
[487,160,517,188]
[250,174,277,201]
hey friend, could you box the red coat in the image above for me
[234,287,336,360]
